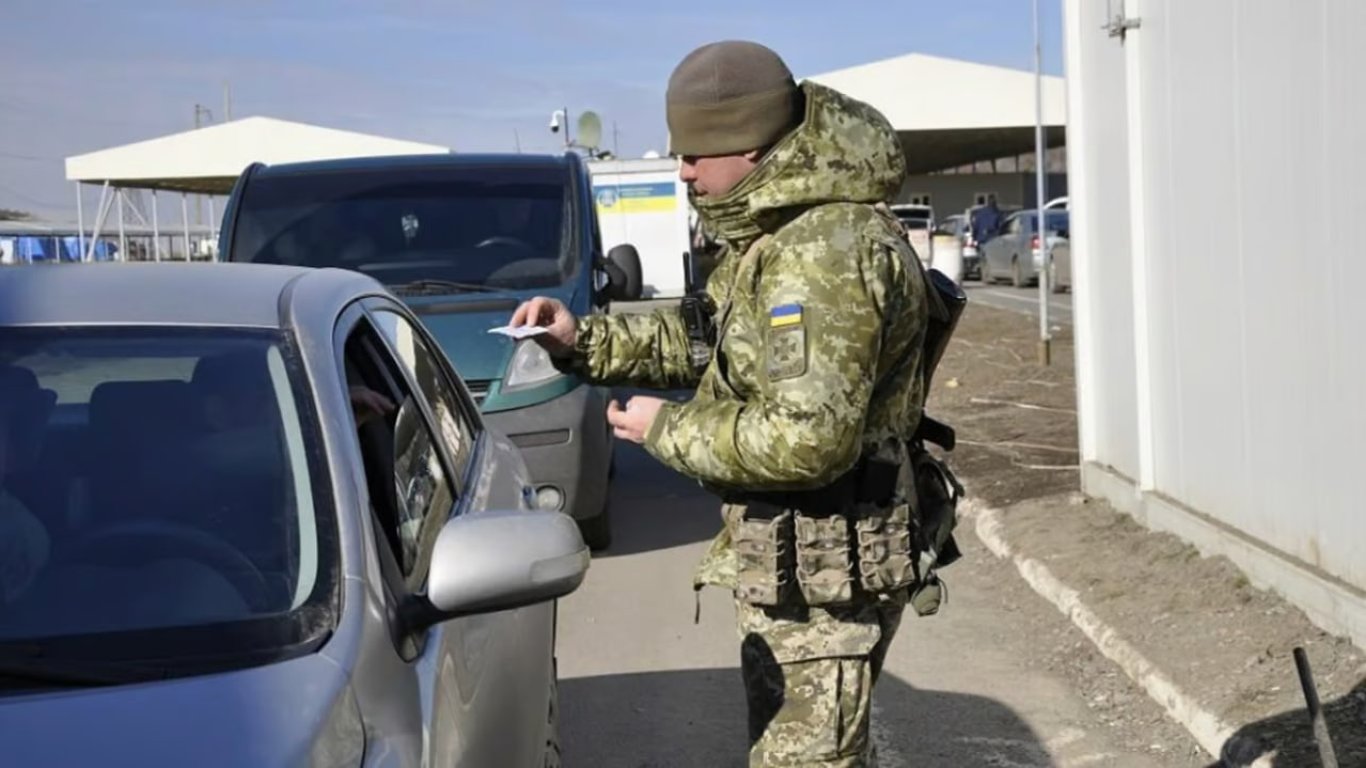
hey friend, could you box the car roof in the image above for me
[0,262,379,328]
[250,152,579,179]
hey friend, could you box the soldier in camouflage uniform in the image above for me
[511,40,930,767]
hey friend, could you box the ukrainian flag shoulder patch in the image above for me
[769,303,803,328]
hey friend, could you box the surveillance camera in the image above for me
[549,111,563,132]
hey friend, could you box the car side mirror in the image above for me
[402,509,589,632]
[605,244,643,301]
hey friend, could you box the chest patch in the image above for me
[767,304,808,381]
[769,303,803,328]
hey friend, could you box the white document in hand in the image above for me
[488,325,549,340]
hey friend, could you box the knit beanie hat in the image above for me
[666,40,801,156]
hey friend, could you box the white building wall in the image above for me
[1067,0,1366,646]
[1064,0,1139,478]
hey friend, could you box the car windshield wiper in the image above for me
[388,279,498,296]
[0,656,162,690]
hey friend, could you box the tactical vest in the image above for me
[687,214,967,617]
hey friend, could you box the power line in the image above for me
[0,150,59,162]
[0,96,168,131]
[0,180,68,210]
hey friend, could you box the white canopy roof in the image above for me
[805,53,1067,173]
[65,116,451,195]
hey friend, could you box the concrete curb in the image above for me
[960,498,1273,768]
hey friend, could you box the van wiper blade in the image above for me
[0,656,160,689]
[389,279,498,295]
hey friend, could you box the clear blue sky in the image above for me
[0,0,1063,218]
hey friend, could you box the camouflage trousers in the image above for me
[736,591,907,768]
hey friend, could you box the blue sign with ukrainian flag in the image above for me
[594,181,677,215]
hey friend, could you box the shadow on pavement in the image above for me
[560,666,1053,768]
[595,387,721,559]
[597,439,721,559]
[1213,678,1366,767]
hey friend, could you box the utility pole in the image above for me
[1032,0,1052,365]
[193,104,213,228]
[223,82,232,122]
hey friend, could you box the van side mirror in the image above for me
[605,244,643,301]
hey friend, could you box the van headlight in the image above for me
[504,340,563,391]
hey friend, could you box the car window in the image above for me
[342,319,455,589]
[229,164,575,292]
[370,308,477,485]
[1045,211,1070,234]
[0,327,331,646]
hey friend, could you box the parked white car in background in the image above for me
[931,214,974,283]
[890,204,934,269]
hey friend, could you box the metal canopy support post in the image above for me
[152,190,161,261]
[75,182,85,260]
[1033,0,1052,365]
[207,196,217,259]
[182,193,191,261]
[116,188,127,261]
[85,181,112,262]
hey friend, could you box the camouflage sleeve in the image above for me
[643,208,897,490]
[551,308,700,389]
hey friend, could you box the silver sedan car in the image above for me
[0,263,587,767]
[980,210,1070,288]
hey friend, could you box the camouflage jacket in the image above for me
[559,81,930,593]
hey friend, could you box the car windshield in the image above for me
[0,327,333,661]
[229,163,575,292]
[1023,211,1070,234]
[894,209,932,228]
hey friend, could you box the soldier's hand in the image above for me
[606,396,665,444]
[510,296,577,357]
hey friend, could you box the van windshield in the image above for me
[229,164,575,292]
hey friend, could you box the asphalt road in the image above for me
[554,423,1192,768]
[963,281,1073,325]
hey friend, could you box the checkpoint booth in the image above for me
[587,157,691,299]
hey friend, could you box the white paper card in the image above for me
[487,325,550,340]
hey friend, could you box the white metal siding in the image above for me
[1066,0,1140,478]
[1072,0,1366,594]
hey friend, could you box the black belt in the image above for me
[722,454,900,517]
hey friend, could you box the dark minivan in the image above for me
[219,152,642,549]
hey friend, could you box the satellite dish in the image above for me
[577,111,603,150]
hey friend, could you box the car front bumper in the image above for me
[963,249,982,276]
[483,383,611,523]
